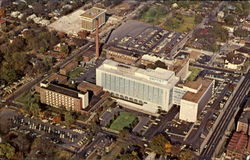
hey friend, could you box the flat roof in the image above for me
[43,83,85,98]
[47,73,68,83]
[81,7,106,19]
[182,78,213,103]
[105,45,142,57]
[98,59,179,88]
[184,78,203,90]
[107,20,186,57]
[78,81,102,93]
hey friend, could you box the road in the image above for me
[199,71,250,159]
[184,83,230,149]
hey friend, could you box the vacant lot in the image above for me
[139,5,196,33]
[110,112,137,131]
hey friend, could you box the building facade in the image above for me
[38,81,89,112]
[81,7,106,32]
[96,59,179,114]
[178,78,214,122]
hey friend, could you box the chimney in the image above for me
[95,18,100,58]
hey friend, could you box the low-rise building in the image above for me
[80,7,106,32]
[59,60,78,75]
[225,53,246,70]
[0,19,6,30]
[104,46,141,65]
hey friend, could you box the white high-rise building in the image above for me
[96,59,180,114]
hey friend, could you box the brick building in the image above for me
[226,132,249,160]
[37,81,89,112]
[59,60,78,75]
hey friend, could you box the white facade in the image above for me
[96,59,180,113]
[179,100,198,122]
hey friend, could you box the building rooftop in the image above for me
[226,53,246,65]
[105,45,142,57]
[107,20,186,58]
[42,82,86,98]
[236,47,250,54]
[183,78,203,90]
[0,19,6,24]
[239,99,250,124]
[81,7,106,19]
[77,81,103,96]
[47,73,68,84]
[60,60,78,71]
[182,78,213,103]
[98,59,179,87]
[227,132,248,154]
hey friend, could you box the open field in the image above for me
[16,91,33,105]
[110,112,137,131]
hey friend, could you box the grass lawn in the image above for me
[16,91,33,105]
[68,67,84,79]
[174,16,195,32]
[187,66,201,81]
[110,112,137,131]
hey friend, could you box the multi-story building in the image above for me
[236,99,250,136]
[96,59,180,114]
[37,81,89,112]
[177,78,214,122]
[226,132,249,160]
[80,7,106,32]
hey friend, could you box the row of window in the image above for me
[101,72,164,105]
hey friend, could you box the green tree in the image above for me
[64,112,75,126]
[149,134,170,155]
[119,153,140,160]
[0,143,15,159]
[179,149,196,160]
[224,15,235,26]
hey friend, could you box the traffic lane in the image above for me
[202,79,250,157]
[200,74,250,159]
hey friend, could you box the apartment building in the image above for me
[81,7,106,32]
[38,81,89,112]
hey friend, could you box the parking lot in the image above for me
[10,113,92,153]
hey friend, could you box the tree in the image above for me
[155,60,168,69]
[149,134,170,155]
[64,112,75,126]
[224,15,235,26]
[119,153,140,160]
[179,149,196,160]
[0,143,15,159]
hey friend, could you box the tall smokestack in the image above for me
[95,18,100,58]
